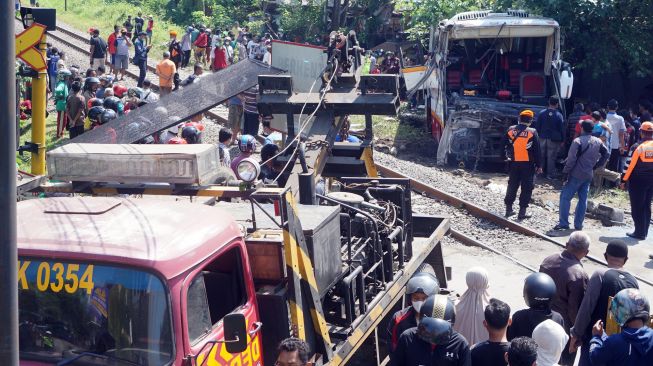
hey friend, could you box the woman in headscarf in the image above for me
[532,319,569,366]
[453,267,491,345]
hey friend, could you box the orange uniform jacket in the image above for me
[622,140,653,182]
[505,124,542,167]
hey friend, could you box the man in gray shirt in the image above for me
[539,231,590,365]
[554,120,609,230]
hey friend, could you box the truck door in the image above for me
[183,242,263,366]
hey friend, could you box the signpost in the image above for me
[15,23,47,175]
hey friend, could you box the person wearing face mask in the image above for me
[390,294,471,366]
[454,267,492,345]
[387,272,440,353]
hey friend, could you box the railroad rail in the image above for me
[375,163,653,288]
[15,18,228,124]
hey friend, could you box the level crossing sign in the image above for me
[15,23,47,71]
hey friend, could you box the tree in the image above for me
[503,0,653,80]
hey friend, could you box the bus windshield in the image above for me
[18,258,173,365]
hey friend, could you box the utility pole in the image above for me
[0,0,19,365]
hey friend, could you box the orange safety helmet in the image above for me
[641,121,653,132]
[519,109,534,119]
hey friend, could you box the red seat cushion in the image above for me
[509,69,521,88]
[521,74,546,96]
[447,70,462,89]
[469,69,482,84]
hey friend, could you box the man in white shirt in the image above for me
[606,99,626,172]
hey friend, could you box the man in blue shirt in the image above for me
[133,31,151,87]
[534,97,565,179]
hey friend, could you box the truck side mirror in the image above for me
[223,313,248,354]
[559,62,574,100]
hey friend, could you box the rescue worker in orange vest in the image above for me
[620,121,653,242]
[504,110,543,219]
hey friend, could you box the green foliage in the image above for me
[279,4,324,42]
[507,0,653,79]
[397,0,496,45]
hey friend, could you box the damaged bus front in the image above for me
[424,10,574,166]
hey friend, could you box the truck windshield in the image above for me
[18,258,173,365]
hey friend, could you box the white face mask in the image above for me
[412,300,424,313]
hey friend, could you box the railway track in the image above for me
[19,18,228,124]
[375,163,653,290]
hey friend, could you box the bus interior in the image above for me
[445,36,552,106]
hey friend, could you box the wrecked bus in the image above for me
[421,10,574,166]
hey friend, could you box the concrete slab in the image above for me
[443,240,531,312]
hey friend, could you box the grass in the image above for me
[349,114,429,144]
[39,0,182,59]
[16,112,67,173]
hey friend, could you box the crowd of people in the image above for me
[503,97,652,244]
[275,235,652,366]
[385,234,652,366]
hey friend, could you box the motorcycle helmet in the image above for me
[419,294,456,325]
[406,272,440,297]
[57,68,71,81]
[181,125,202,144]
[523,272,556,310]
[417,317,452,346]
[103,96,124,114]
[127,87,143,99]
[238,134,257,153]
[88,106,105,124]
[610,288,650,327]
[99,109,117,125]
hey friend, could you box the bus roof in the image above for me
[17,197,243,279]
[443,10,559,39]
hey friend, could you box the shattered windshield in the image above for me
[18,258,173,365]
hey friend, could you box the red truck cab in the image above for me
[17,197,262,366]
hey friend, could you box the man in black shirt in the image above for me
[89,29,107,70]
[392,318,471,366]
[133,12,144,42]
[391,295,471,366]
[507,272,565,340]
[472,298,511,366]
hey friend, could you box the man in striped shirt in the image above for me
[242,86,260,136]
[621,121,653,241]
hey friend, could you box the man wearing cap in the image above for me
[168,30,183,69]
[621,121,653,241]
[569,240,639,366]
[133,31,151,88]
[504,110,543,219]
[606,99,627,172]
[554,120,610,231]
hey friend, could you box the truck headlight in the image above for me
[236,158,260,183]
